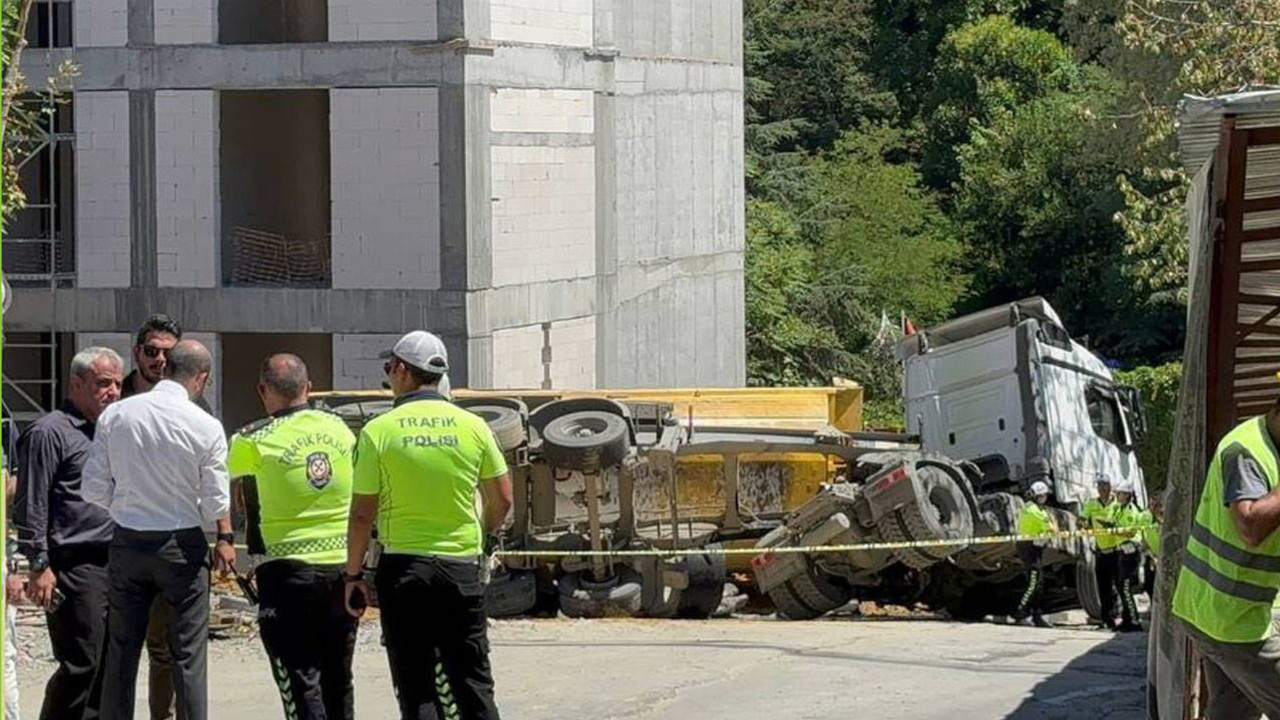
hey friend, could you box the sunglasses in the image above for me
[383,358,400,376]
[141,345,169,359]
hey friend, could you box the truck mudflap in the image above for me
[751,513,852,593]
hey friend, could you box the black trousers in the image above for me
[256,560,358,720]
[1015,545,1046,617]
[41,544,110,720]
[1117,550,1141,626]
[1095,549,1120,623]
[376,554,501,720]
[98,527,210,720]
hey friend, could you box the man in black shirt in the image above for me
[120,314,212,414]
[15,346,123,719]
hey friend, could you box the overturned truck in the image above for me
[753,297,1150,620]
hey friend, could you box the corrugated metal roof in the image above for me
[1178,87,1280,174]
[1178,88,1280,421]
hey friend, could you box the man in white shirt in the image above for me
[82,340,234,720]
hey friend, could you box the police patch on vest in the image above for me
[306,451,333,490]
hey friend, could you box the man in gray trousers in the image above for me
[82,340,235,720]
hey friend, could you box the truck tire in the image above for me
[558,570,643,618]
[676,545,728,619]
[485,569,537,618]
[542,411,630,473]
[1076,544,1104,621]
[467,405,526,451]
[877,461,974,570]
[767,564,852,620]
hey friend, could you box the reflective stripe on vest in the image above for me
[1173,417,1280,642]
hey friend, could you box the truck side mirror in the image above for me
[1117,385,1147,446]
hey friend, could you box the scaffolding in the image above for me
[2,92,74,425]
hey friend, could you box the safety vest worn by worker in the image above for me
[1019,503,1057,537]
[1083,496,1122,551]
[1112,503,1145,553]
[227,408,355,564]
[1173,416,1280,643]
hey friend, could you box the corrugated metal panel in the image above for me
[1178,87,1280,174]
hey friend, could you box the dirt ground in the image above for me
[13,607,1146,720]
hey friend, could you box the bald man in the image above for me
[227,354,357,720]
[83,340,233,720]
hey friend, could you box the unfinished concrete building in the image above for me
[4,0,746,430]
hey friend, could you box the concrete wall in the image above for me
[549,315,595,389]
[489,0,593,46]
[610,0,742,63]
[154,0,217,45]
[332,332,465,390]
[330,88,441,290]
[75,91,132,289]
[328,0,437,42]
[155,90,219,288]
[220,332,333,429]
[73,333,134,373]
[490,144,595,287]
[74,0,128,47]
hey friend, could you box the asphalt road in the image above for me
[14,611,1146,719]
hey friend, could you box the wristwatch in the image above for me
[216,532,235,545]
[341,570,365,582]
[28,552,49,574]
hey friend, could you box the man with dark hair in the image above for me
[83,340,232,720]
[227,354,358,720]
[14,348,123,719]
[123,313,211,415]
[118,313,210,720]
[345,331,512,720]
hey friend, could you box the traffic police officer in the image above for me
[227,354,357,720]
[343,331,513,720]
[1082,473,1121,629]
[1014,481,1057,628]
[1172,403,1280,718]
[1110,480,1144,632]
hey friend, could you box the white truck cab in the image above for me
[899,297,1147,510]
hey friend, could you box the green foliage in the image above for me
[863,397,906,432]
[743,125,963,394]
[923,15,1079,188]
[1114,363,1182,492]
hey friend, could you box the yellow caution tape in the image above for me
[491,525,1158,559]
[220,526,1157,560]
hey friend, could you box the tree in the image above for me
[954,71,1182,364]
[1112,0,1280,307]
[921,15,1080,189]
[743,0,893,155]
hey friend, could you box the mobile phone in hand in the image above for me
[45,587,66,614]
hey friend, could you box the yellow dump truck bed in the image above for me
[312,382,864,433]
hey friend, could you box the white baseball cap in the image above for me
[1029,481,1050,497]
[381,331,449,374]
[1114,479,1136,494]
